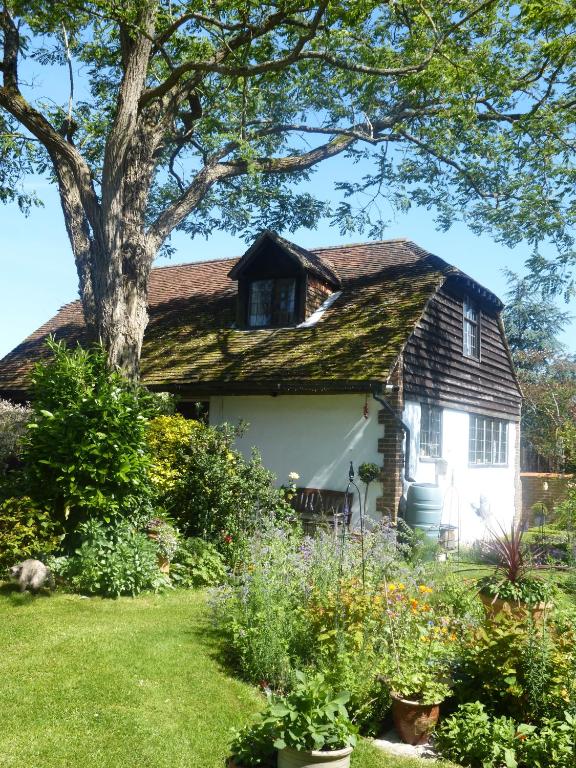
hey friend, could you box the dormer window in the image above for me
[229,230,341,330]
[248,278,296,327]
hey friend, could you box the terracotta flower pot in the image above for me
[278,745,353,768]
[479,591,552,622]
[391,695,441,745]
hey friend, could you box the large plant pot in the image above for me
[479,591,552,622]
[391,695,440,745]
[278,745,353,768]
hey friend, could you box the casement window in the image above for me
[469,414,508,466]
[420,404,443,458]
[247,278,297,327]
[463,298,480,358]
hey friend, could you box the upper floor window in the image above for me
[420,404,442,458]
[248,278,296,327]
[463,298,480,358]
[469,414,508,466]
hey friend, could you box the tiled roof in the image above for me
[0,237,490,396]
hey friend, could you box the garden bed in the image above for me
[0,587,441,768]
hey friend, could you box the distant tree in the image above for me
[503,271,576,470]
[503,270,572,375]
[521,357,576,473]
[0,2,575,378]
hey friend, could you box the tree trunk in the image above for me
[92,235,154,381]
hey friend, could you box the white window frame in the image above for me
[469,414,508,466]
[420,404,443,459]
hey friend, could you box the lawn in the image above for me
[0,587,445,768]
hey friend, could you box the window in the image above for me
[247,278,297,327]
[420,404,442,458]
[463,298,480,358]
[469,415,508,465]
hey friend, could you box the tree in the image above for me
[1,1,575,378]
[502,270,572,374]
[503,271,576,471]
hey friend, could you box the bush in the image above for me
[0,496,63,570]
[456,613,576,724]
[0,399,30,471]
[147,415,292,560]
[61,518,166,597]
[436,702,576,768]
[23,340,155,530]
[170,537,227,588]
[435,702,520,768]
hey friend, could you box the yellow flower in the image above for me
[388,583,396,592]
[418,584,433,594]
[397,583,405,591]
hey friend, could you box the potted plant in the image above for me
[476,522,553,620]
[228,672,357,768]
[144,517,179,574]
[382,583,456,745]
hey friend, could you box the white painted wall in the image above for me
[403,399,518,544]
[209,393,383,524]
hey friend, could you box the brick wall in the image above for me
[521,472,573,525]
[375,361,404,520]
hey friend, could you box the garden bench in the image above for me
[291,487,353,535]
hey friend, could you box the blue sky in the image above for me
[0,154,574,360]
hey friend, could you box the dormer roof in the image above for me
[228,230,341,288]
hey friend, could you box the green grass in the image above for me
[0,587,446,768]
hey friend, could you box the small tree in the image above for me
[23,339,155,529]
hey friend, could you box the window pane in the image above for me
[274,278,296,325]
[469,414,507,465]
[463,299,480,358]
[248,280,273,326]
[420,404,442,458]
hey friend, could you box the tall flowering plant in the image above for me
[382,583,459,705]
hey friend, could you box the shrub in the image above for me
[436,703,576,768]
[147,414,292,560]
[23,340,155,530]
[0,496,63,570]
[0,399,30,471]
[61,518,166,597]
[456,612,576,724]
[170,537,227,588]
[435,701,520,768]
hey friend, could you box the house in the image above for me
[0,231,522,543]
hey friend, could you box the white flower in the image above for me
[288,472,300,481]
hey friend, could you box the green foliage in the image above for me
[517,712,576,768]
[456,614,576,724]
[147,414,291,562]
[262,671,356,753]
[170,537,227,588]
[0,495,63,570]
[61,519,166,597]
[23,340,154,529]
[435,702,521,768]
[229,719,277,768]
[437,702,576,768]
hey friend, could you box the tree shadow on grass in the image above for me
[186,612,241,677]
[0,580,54,607]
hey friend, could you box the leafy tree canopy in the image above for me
[1,1,575,374]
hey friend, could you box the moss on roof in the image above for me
[0,239,454,396]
